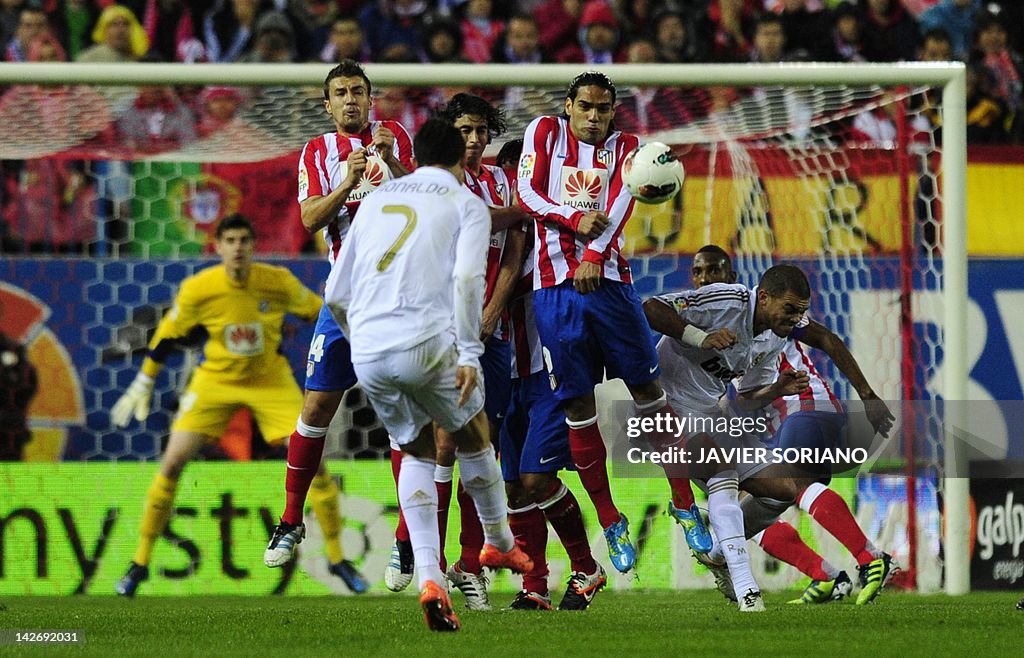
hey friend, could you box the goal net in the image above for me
[0,63,966,594]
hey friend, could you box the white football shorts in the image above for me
[354,333,485,446]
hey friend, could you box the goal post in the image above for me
[0,62,969,595]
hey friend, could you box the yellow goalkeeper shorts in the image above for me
[171,366,302,443]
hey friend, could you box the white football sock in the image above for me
[456,446,514,552]
[707,472,759,599]
[398,455,445,589]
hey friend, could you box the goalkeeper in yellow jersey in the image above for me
[111,214,368,597]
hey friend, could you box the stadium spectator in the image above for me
[918,0,980,60]
[4,5,48,61]
[708,0,759,61]
[651,5,705,64]
[533,0,582,63]
[197,85,245,137]
[459,0,504,63]
[490,11,545,63]
[970,11,1022,137]
[49,0,101,61]
[370,84,431,132]
[0,0,24,53]
[420,15,467,62]
[358,0,430,61]
[0,32,102,254]
[860,0,920,62]
[0,328,36,461]
[320,14,367,62]
[778,0,832,60]
[749,12,789,62]
[201,0,270,63]
[964,64,1011,143]
[117,84,197,153]
[239,10,297,62]
[825,1,866,62]
[919,25,953,61]
[285,0,339,61]
[141,0,204,63]
[558,0,622,64]
[616,38,708,133]
[77,3,149,62]
[616,0,657,43]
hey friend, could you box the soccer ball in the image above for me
[621,142,685,205]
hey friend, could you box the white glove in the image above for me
[111,373,154,428]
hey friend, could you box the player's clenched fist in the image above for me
[775,368,810,396]
[701,328,737,350]
[576,211,609,239]
[111,373,154,427]
[344,148,368,187]
[372,127,397,162]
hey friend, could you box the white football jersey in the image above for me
[654,283,788,414]
[324,166,491,367]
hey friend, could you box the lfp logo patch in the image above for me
[518,152,536,180]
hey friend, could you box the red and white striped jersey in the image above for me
[465,163,513,308]
[296,120,414,263]
[507,230,544,379]
[516,115,639,290]
[767,339,844,433]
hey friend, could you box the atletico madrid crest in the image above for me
[597,149,612,165]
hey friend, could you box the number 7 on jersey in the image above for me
[376,205,417,272]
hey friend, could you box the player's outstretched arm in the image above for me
[798,319,895,436]
[641,297,737,349]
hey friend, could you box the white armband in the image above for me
[680,324,709,348]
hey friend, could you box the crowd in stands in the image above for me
[0,1,1020,129]
[0,0,1021,254]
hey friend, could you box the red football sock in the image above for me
[538,481,597,575]
[508,504,549,595]
[568,418,621,529]
[457,482,484,573]
[435,477,453,572]
[804,486,876,566]
[390,448,409,543]
[759,521,832,581]
[636,400,695,508]
[282,429,325,525]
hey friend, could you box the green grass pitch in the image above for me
[1,591,1019,657]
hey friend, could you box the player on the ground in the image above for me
[643,264,815,611]
[111,215,367,595]
[517,71,712,567]
[689,245,898,605]
[263,60,414,580]
[325,119,533,632]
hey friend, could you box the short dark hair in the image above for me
[215,213,255,239]
[436,93,508,138]
[922,27,952,46]
[759,264,810,299]
[566,70,617,104]
[323,59,371,99]
[413,119,465,168]
[496,138,524,170]
[696,244,733,271]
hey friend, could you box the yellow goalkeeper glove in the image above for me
[111,373,154,427]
